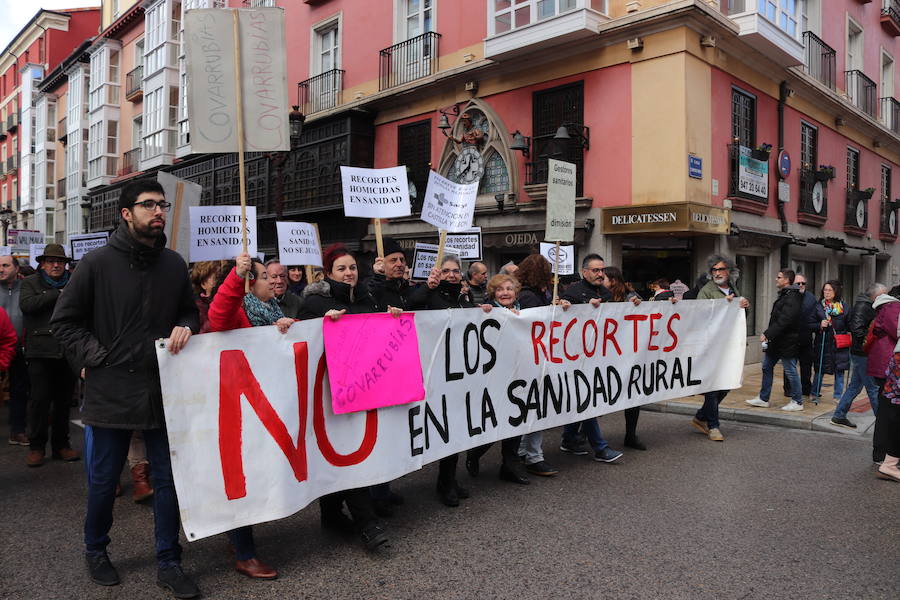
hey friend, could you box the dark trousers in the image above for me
[227,526,257,561]
[873,393,900,457]
[84,427,182,567]
[319,488,376,530]
[438,454,458,487]
[784,336,813,397]
[7,351,28,434]
[467,436,522,466]
[27,358,77,452]
[696,390,729,429]
[624,406,640,439]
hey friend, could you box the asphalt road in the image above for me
[1,410,896,600]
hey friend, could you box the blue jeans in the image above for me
[696,390,728,429]
[761,353,802,404]
[834,354,880,419]
[562,418,609,451]
[227,526,257,561]
[84,427,182,567]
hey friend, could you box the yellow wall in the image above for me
[102,0,141,30]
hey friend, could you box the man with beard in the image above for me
[51,180,200,598]
[265,259,303,318]
[693,255,750,440]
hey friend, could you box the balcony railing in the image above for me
[57,177,66,199]
[797,168,828,225]
[379,31,441,91]
[6,156,18,172]
[882,0,900,36]
[728,143,770,215]
[119,147,142,176]
[845,188,872,234]
[803,32,836,90]
[298,69,344,114]
[6,111,19,132]
[882,97,900,133]
[125,65,143,100]
[57,117,67,143]
[845,70,878,117]
[880,198,898,238]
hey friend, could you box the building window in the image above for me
[847,148,860,191]
[882,164,892,205]
[314,19,340,75]
[397,119,431,213]
[531,81,584,195]
[731,88,756,148]
[401,0,434,39]
[479,151,510,194]
[847,17,863,72]
[800,122,817,169]
[490,0,605,35]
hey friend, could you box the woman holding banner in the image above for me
[300,243,392,550]
[207,252,295,580]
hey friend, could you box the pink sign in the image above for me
[322,313,425,414]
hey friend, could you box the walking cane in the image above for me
[813,329,826,405]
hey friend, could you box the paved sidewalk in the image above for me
[645,362,877,436]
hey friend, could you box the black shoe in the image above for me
[465,453,480,477]
[454,482,470,499]
[830,416,857,429]
[624,436,647,451]
[387,491,404,506]
[525,460,559,477]
[157,564,200,599]
[321,511,355,534]
[86,552,120,586]
[436,482,460,507]
[560,438,589,455]
[360,523,388,550]
[499,462,530,485]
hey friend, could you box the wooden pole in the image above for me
[374,218,384,259]
[170,181,184,252]
[435,229,448,268]
[307,222,321,283]
[232,9,250,292]
[552,240,561,304]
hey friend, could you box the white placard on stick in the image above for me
[8,229,43,255]
[189,205,258,262]
[545,159,577,242]
[421,171,478,233]
[183,8,290,153]
[69,232,109,261]
[276,221,322,267]
[445,227,482,260]
[340,166,410,218]
[411,243,463,280]
[539,242,575,276]
[28,244,48,269]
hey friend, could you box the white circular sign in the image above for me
[547,245,569,264]
[811,182,824,214]
[890,210,897,235]
[856,200,866,229]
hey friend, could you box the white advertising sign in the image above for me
[545,159,577,241]
[444,228,482,261]
[539,242,575,275]
[276,221,322,267]
[737,147,769,199]
[340,166,410,219]
[421,170,478,232]
[411,242,463,280]
[189,205,258,263]
[69,232,109,261]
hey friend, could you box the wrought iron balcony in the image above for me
[379,31,441,91]
[845,70,878,117]
[57,177,66,199]
[845,188,873,235]
[803,32,836,90]
[797,168,827,225]
[727,143,769,215]
[125,65,143,101]
[298,69,344,114]
[882,97,900,133]
[880,197,899,239]
[882,0,900,36]
[6,156,18,173]
[6,111,19,132]
[119,147,142,176]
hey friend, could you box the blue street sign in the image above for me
[778,150,791,179]
[688,155,702,179]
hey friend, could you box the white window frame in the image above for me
[393,0,437,43]
[846,15,863,73]
[310,14,342,77]
[488,0,601,36]
[881,47,895,100]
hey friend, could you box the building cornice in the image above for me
[0,10,73,73]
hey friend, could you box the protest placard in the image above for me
[323,313,425,414]
[28,244,47,269]
[183,8,290,154]
[539,242,575,275]
[276,221,322,267]
[411,243,463,280]
[421,170,478,233]
[545,159,576,242]
[340,166,410,219]
[69,232,109,261]
[0,247,10,256]
[159,172,202,262]
[8,230,43,255]
[445,227,482,260]
[189,205,257,262]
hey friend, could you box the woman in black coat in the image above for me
[812,280,850,400]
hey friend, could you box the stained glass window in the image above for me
[479,151,509,194]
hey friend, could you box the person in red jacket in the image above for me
[0,306,18,371]
[206,252,293,580]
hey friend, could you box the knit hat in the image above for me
[382,237,405,259]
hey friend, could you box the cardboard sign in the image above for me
[276,221,322,267]
[183,8,290,153]
[69,232,109,261]
[159,172,202,263]
[445,228,482,261]
[539,242,574,276]
[411,243,463,280]
[323,313,425,414]
[545,159,576,242]
[189,205,258,262]
[340,166,410,218]
[421,170,478,232]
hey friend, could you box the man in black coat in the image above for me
[51,180,200,598]
[746,269,805,411]
[783,273,818,401]
[21,244,79,467]
[367,237,413,311]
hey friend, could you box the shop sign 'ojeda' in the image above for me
[602,202,730,235]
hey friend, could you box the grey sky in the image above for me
[0,1,100,54]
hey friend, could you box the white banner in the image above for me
[445,228,482,261]
[421,170,478,232]
[539,242,574,275]
[411,242,463,280]
[340,166,410,218]
[157,300,745,541]
[189,206,258,262]
[183,8,290,153]
[545,159,576,241]
[276,221,322,267]
[69,232,109,261]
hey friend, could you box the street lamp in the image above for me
[289,105,305,149]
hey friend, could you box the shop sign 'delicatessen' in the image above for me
[602,202,730,235]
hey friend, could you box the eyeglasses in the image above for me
[133,199,172,212]
[797,282,807,286]
[441,268,461,275]
[711,267,729,273]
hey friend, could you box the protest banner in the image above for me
[159,172,202,262]
[276,221,322,267]
[0,247,10,256]
[69,232,109,261]
[189,205,258,262]
[7,229,43,255]
[183,8,289,154]
[445,228,482,261]
[157,299,746,540]
[323,313,425,414]
[411,243,462,280]
[539,242,575,276]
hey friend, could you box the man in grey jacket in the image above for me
[0,255,28,446]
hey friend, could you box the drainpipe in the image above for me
[777,80,790,267]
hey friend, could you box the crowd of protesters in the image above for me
[1,179,897,597]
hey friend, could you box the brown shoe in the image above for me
[131,463,154,502]
[52,447,81,462]
[26,450,45,467]
[234,558,278,580]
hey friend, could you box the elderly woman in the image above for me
[300,243,391,550]
[207,252,295,580]
[812,280,849,402]
[190,260,226,333]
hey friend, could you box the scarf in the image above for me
[40,270,70,289]
[243,293,284,327]
[822,299,844,317]
[492,299,520,311]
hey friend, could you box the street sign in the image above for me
[688,154,703,179]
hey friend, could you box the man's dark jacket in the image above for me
[764,285,803,358]
[20,273,68,360]
[51,222,199,430]
[275,291,303,319]
[560,279,612,305]
[847,292,875,356]
[367,273,414,311]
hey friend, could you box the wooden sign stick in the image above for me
[435,229,448,268]
[307,222,322,283]
[552,240,561,304]
[232,9,250,292]
[374,218,385,259]
[170,181,184,253]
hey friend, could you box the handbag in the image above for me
[834,333,852,349]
